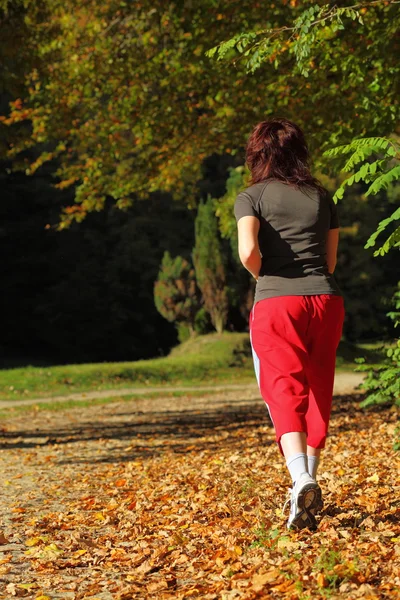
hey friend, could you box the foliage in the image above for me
[0,0,277,226]
[208,1,399,115]
[357,283,400,411]
[194,307,213,336]
[192,197,229,334]
[1,1,399,225]
[323,137,400,256]
[323,136,400,417]
[334,190,398,342]
[214,165,256,324]
[154,251,200,336]
[215,165,249,254]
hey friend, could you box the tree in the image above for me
[154,251,200,337]
[325,136,400,412]
[193,198,228,334]
[208,2,399,144]
[1,1,398,225]
[324,137,400,255]
[214,165,255,323]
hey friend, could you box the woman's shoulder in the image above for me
[240,179,277,201]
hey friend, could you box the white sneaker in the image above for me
[284,472,322,530]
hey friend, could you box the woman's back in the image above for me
[234,178,341,302]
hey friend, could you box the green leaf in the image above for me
[365,206,400,249]
[366,165,400,196]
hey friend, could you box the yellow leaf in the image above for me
[43,543,62,555]
[234,545,242,556]
[73,549,87,557]
[25,537,44,547]
[366,473,379,483]
[337,468,345,476]
[17,583,38,590]
[36,596,51,600]
[94,512,105,521]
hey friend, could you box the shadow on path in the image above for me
[0,391,390,465]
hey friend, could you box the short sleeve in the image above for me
[234,192,260,222]
[329,196,339,229]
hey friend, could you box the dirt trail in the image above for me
[0,372,364,409]
[0,381,398,599]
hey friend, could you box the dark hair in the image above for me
[245,118,327,197]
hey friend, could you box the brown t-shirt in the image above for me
[234,179,342,303]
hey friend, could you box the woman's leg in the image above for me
[282,435,321,480]
[305,295,345,459]
[281,432,307,456]
[281,432,309,484]
[306,446,321,479]
[250,297,321,529]
[249,296,310,455]
[280,431,321,530]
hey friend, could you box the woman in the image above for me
[234,118,345,531]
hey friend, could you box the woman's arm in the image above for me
[237,215,261,280]
[326,228,339,274]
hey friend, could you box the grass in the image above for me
[0,332,384,402]
[0,333,254,402]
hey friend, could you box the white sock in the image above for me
[286,453,308,484]
[307,455,320,479]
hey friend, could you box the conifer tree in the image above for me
[154,252,199,336]
[192,198,228,334]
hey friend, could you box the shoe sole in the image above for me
[310,495,324,517]
[288,482,322,531]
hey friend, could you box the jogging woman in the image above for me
[234,118,345,530]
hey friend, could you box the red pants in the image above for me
[249,295,345,454]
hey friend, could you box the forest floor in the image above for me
[0,382,399,600]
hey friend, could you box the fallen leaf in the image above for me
[146,579,168,593]
[252,569,282,590]
[25,537,45,547]
[0,532,10,544]
[115,479,127,487]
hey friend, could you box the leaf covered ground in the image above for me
[0,389,399,600]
